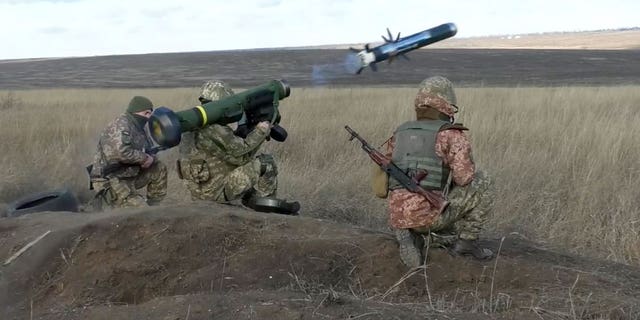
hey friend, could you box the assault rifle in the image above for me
[344,125,449,213]
[85,145,166,190]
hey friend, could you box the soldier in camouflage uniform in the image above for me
[177,80,281,206]
[376,76,494,268]
[89,96,167,209]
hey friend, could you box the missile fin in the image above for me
[386,28,393,43]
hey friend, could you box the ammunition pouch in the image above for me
[91,178,110,191]
[109,178,132,202]
[256,154,277,177]
[89,177,117,209]
[371,164,389,198]
[89,175,144,209]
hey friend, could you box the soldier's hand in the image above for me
[256,121,271,132]
[141,154,154,169]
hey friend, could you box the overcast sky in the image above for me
[0,0,638,59]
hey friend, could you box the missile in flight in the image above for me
[347,22,458,74]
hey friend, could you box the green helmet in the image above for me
[418,76,457,106]
[199,80,235,102]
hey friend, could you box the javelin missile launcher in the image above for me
[148,79,291,148]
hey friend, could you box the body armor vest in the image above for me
[389,120,451,191]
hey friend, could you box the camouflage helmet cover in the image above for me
[199,80,235,102]
[415,76,458,117]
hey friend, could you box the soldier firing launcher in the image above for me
[149,79,291,148]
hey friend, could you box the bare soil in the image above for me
[1,204,639,319]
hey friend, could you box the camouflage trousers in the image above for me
[184,154,278,203]
[412,170,494,244]
[92,161,167,210]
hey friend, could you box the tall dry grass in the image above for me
[0,86,638,264]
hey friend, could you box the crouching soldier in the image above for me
[177,80,299,214]
[374,76,495,267]
[88,96,167,209]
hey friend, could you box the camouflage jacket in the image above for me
[91,113,151,179]
[177,124,269,200]
[385,128,475,229]
[194,124,269,165]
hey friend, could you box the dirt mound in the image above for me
[1,204,640,319]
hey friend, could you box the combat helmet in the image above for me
[199,80,235,103]
[415,76,458,119]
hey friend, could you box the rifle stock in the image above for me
[345,125,449,213]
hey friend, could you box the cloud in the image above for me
[0,0,84,3]
[38,26,68,34]
[257,0,281,8]
[0,0,638,59]
[140,6,184,19]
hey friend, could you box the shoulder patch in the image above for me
[122,131,132,144]
[439,123,468,131]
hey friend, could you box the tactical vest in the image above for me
[389,120,451,191]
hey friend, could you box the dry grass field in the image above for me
[1,85,639,267]
[284,29,640,51]
[430,29,640,50]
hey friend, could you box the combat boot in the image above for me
[451,239,494,260]
[395,229,423,268]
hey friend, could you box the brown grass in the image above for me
[430,30,640,50]
[0,86,638,265]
